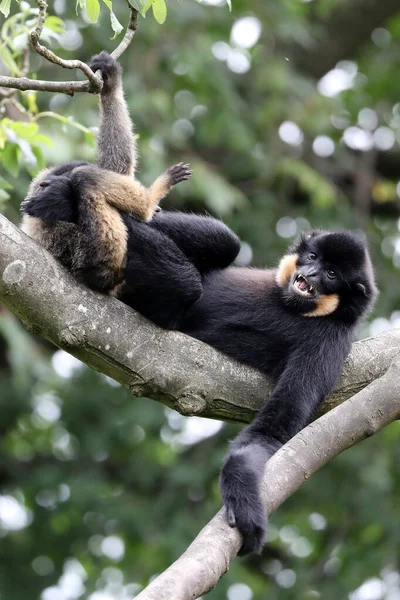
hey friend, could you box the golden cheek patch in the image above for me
[276,254,298,288]
[303,294,339,317]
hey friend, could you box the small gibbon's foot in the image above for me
[89,51,122,95]
[167,162,192,186]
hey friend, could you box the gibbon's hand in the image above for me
[89,51,122,95]
[166,163,192,186]
[220,441,274,555]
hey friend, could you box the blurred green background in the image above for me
[0,1,400,599]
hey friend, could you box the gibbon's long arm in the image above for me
[219,336,350,554]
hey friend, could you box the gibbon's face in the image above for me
[276,231,378,319]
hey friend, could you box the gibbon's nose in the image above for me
[303,267,318,278]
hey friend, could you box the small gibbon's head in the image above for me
[276,230,378,322]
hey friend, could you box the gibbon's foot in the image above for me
[89,51,122,95]
[167,162,192,186]
[220,443,271,555]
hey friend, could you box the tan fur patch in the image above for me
[20,215,46,241]
[87,169,164,223]
[276,254,298,287]
[303,294,339,317]
[87,191,128,272]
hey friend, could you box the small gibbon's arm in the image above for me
[89,51,192,220]
[93,51,137,177]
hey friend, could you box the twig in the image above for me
[0,75,92,96]
[135,356,400,600]
[111,5,138,60]
[29,0,102,93]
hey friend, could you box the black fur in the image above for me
[19,53,378,557]
[20,177,377,554]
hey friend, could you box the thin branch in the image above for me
[111,6,138,60]
[0,75,93,96]
[135,356,400,600]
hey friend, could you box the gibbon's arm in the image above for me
[92,52,137,177]
[220,337,350,555]
[88,52,192,221]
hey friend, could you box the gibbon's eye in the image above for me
[308,252,317,260]
[327,269,336,279]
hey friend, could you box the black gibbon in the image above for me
[20,51,192,294]
[20,54,378,556]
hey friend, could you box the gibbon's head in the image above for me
[276,230,378,322]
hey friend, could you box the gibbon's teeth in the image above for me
[294,274,314,297]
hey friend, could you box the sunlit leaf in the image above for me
[2,143,20,178]
[101,0,123,36]
[0,0,11,18]
[142,0,153,16]
[128,0,147,13]
[75,0,86,15]
[152,0,167,24]
[0,176,12,191]
[0,188,10,203]
[85,0,100,22]
[226,0,232,10]
[25,92,38,115]
[44,16,66,33]
[0,45,19,75]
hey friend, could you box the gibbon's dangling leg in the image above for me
[116,217,203,328]
[116,211,241,328]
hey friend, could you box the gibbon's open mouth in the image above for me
[293,274,315,297]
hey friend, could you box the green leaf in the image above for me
[226,0,232,10]
[152,0,167,24]
[75,0,86,15]
[142,0,153,16]
[0,0,11,18]
[2,143,20,178]
[101,0,123,36]
[85,0,100,22]
[128,0,146,12]
[0,176,13,191]
[44,16,66,33]
[0,46,19,75]
[0,188,10,203]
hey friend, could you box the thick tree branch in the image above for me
[0,213,399,423]
[135,356,400,600]
[287,0,400,78]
